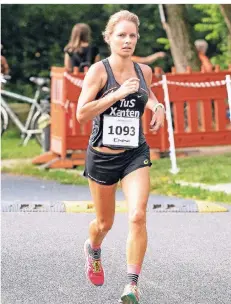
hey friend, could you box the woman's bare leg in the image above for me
[121,167,150,292]
[121,166,150,271]
[119,167,150,301]
[88,179,117,246]
[84,179,118,286]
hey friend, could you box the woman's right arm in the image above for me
[94,54,100,63]
[132,52,166,64]
[76,63,140,124]
[93,46,100,63]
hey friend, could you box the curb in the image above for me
[64,200,128,213]
[195,201,228,213]
[64,200,228,213]
[1,200,228,213]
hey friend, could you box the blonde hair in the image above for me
[64,23,91,53]
[102,10,140,42]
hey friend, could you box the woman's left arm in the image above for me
[142,65,165,132]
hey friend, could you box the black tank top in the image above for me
[66,46,99,72]
[89,58,149,150]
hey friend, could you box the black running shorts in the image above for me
[83,142,152,185]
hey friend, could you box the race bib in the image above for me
[102,115,139,148]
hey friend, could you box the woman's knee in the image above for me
[129,209,146,226]
[97,218,114,233]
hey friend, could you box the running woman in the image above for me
[76,10,165,304]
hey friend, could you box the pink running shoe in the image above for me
[84,239,104,286]
[119,284,140,304]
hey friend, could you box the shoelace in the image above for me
[92,260,101,273]
[131,285,138,295]
[128,285,142,298]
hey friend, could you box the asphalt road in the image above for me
[1,174,231,304]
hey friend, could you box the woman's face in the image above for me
[108,20,138,57]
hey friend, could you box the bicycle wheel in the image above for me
[1,105,9,135]
[30,111,51,150]
[30,111,43,146]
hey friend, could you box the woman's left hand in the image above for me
[149,107,165,133]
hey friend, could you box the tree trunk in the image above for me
[163,4,201,72]
[220,5,231,36]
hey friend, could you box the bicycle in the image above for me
[1,74,50,146]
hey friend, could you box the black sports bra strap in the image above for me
[102,59,117,86]
[134,62,149,92]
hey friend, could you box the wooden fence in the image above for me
[32,66,231,168]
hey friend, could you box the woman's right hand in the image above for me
[114,77,140,100]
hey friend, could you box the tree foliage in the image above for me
[1,4,230,95]
[193,4,231,69]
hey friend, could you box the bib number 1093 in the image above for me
[108,125,135,136]
[102,115,139,148]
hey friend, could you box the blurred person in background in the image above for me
[1,44,10,75]
[64,23,100,73]
[194,39,213,72]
